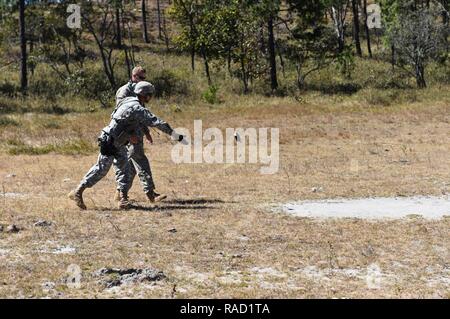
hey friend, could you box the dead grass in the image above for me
[0,95,449,298]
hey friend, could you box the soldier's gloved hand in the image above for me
[172,132,188,145]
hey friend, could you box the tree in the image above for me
[261,0,281,92]
[157,0,163,39]
[142,0,150,43]
[387,4,448,88]
[170,0,199,72]
[351,0,362,56]
[81,1,120,91]
[283,1,341,88]
[327,0,350,53]
[19,0,27,94]
[114,0,123,48]
[363,0,372,58]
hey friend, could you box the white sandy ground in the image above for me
[277,196,450,220]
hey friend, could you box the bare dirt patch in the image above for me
[278,196,450,220]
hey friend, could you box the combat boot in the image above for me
[146,190,167,203]
[118,191,131,210]
[68,186,87,210]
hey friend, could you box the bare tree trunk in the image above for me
[127,22,136,66]
[240,55,248,94]
[142,0,150,43]
[363,0,372,58]
[276,43,286,78]
[200,46,212,85]
[391,44,395,70]
[352,0,362,56]
[162,8,170,50]
[157,0,162,39]
[296,63,305,89]
[267,15,278,92]
[121,11,131,77]
[227,47,232,76]
[415,63,426,88]
[330,5,347,53]
[19,0,27,94]
[115,6,122,48]
[29,39,34,76]
[191,47,195,72]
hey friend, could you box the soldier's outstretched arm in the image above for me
[138,108,174,136]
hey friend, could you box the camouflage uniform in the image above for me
[79,96,173,192]
[114,81,155,193]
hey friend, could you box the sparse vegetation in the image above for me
[0,0,448,299]
[6,138,96,155]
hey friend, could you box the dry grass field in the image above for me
[0,90,449,298]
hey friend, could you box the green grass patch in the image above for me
[0,116,20,127]
[55,139,97,155]
[7,138,97,156]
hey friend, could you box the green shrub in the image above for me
[8,144,54,155]
[201,85,220,104]
[7,139,96,156]
[0,116,20,127]
[0,81,18,97]
[40,121,61,129]
[55,139,97,155]
[364,89,399,106]
[150,69,189,98]
[41,104,71,115]
[29,77,66,100]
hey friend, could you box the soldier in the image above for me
[112,66,166,203]
[68,81,184,210]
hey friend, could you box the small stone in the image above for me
[34,220,52,227]
[0,225,3,232]
[6,174,16,178]
[311,187,323,193]
[6,225,20,233]
[95,267,166,288]
[42,281,56,290]
[238,235,250,241]
[168,228,177,233]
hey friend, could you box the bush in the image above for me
[41,104,72,115]
[0,97,21,114]
[150,69,189,98]
[307,82,361,95]
[0,116,20,127]
[28,77,66,100]
[364,89,399,106]
[0,81,18,97]
[7,138,96,156]
[201,85,220,104]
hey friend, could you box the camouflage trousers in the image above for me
[115,135,155,194]
[79,146,130,192]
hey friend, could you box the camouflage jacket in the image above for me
[113,81,149,137]
[103,96,173,147]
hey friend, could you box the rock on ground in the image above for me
[94,267,166,288]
